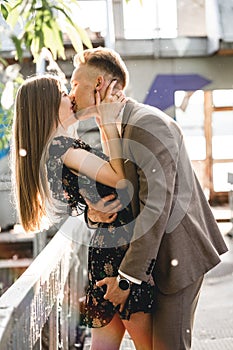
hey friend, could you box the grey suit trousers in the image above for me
[153,276,204,350]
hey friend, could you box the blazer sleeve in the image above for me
[119,113,181,282]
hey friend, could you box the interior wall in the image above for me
[124,55,233,116]
[20,52,233,119]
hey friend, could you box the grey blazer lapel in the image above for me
[121,99,135,137]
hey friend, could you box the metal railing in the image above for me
[0,217,90,349]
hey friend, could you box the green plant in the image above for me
[0,0,93,155]
[1,0,92,62]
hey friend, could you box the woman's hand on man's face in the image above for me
[95,80,127,126]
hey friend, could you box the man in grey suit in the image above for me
[70,47,228,349]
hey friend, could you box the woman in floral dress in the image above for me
[12,75,154,349]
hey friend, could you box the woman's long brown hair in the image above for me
[12,75,62,232]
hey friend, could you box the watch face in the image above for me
[119,278,130,290]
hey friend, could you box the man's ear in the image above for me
[95,76,104,91]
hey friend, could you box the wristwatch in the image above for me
[117,275,132,291]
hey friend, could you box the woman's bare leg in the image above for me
[123,312,153,350]
[90,313,126,350]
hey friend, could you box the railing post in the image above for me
[49,300,59,349]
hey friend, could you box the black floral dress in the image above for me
[47,136,154,328]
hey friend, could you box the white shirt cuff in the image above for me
[118,270,142,285]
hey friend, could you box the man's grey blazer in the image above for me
[119,100,228,294]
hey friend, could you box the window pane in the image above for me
[212,111,233,159]
[69,1,107,35]
[213,163,233,192]
[175,90,206,160]
[157,0,177,38]
[212,89,233,107]
[123,0,177,39]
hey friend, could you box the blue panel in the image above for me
[144,74,211,111]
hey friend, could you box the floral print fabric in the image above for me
[47,136,154,328]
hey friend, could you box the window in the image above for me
[175,89,233,201]
[74,0,178,40]
[123,0,177,39]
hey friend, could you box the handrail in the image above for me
[0,216,90,349]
